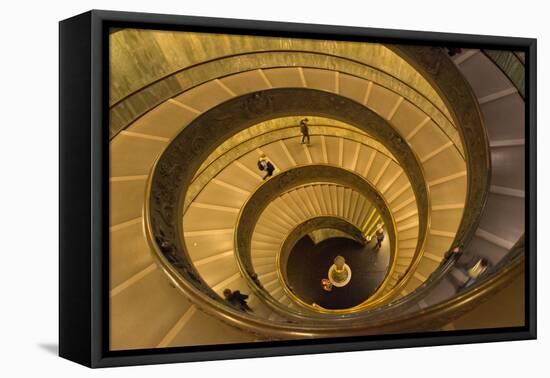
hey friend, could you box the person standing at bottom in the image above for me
[300,118,310,145]
[257,153,275,180]
[374,224,385,250]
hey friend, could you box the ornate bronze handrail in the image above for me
[146,146,524,332]
[343,232,525,324]
[180,118,434,308]
[277,216,372,310]
[278,216,366,281]
[388,46,491,260]
[181,118,432,308]
[148,88,430,316]
[109,49,457,145]
[143,62,496,334]
[483,50,525,98]
[340,46,521,323]
[180,121,417,316]
[146,169,524,335]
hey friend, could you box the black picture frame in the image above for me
[59,9,537,368]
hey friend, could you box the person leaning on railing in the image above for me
[249,272,262,288]
[443,244,464,261]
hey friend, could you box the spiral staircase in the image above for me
[108,30,526,350]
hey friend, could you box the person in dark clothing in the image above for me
[299,118,310,145]
[250,272,261,287]
[321,278,333,292]
[223,289,252,312]
[443,245,463,261]
[446,47,463,57]
[374,224,384,250]
[257,154,275,180]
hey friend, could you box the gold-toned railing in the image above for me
[276,215,378,312]
[232,166,400,316]
[146,173,525,335]
[158,117,426,319]
[177,119,431,318]
[178,123,427,312]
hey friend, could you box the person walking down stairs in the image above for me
[374,224,385,251]
[223,289,253,312]
[257,154,275,180]
[457,258,491,291]
[299,118,311,145]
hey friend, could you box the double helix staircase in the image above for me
[108,33,526,350]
